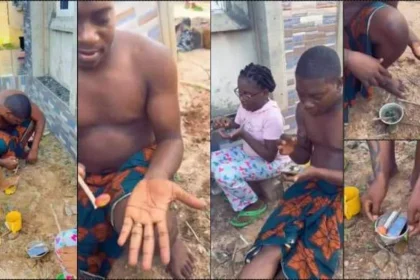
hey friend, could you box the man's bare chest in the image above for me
[305,114,343,150]
[78,72,147,126]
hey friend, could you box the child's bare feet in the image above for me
[167,237,195,279]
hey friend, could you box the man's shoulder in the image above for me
[116,30,172,66]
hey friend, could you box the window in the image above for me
[56,0,74,17]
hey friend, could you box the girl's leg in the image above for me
[211,146,247,175]
[214,154,287,212]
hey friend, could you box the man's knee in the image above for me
[371,7,409,53]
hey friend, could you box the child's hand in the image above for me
[278,135,297,155]
[213,117,232,129]
[218,126,243,141]
[293,166,319,182]
[117,179,207,270]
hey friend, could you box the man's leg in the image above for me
[369,6,409,93]
[367,140,398,186]
[113,198,195,279]
[238,246,282,279]
[411,141,420,189]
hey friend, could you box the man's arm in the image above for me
[315,168,343,186]
[290,104,312,164]
[29,102,46,155]
[144,44,183,180]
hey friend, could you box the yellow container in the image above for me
[344,186,361,220]
[6,211,22,233]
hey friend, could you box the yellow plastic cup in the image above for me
[6,211,22,233]
[344,186,361,220]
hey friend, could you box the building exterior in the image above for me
[211,1,342,134]
[0,1,24,47]
[0,1,76,159]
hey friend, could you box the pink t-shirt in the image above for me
[235,100,289,161]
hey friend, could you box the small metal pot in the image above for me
[374,212,408,246]
[378,103,404,125]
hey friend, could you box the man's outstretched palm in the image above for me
[117,179,206,270]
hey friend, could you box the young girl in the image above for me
[211,63,290,228]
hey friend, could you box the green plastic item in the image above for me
[56,273,65,279]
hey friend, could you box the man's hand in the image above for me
[277,135,297,156]
[213,117,232,130]
[293,166,319,183]
[346,51,404,98]
[26,149,38,164]
[2,157,18,170]
[117,179,207,270]
[361,182,387,221]
[407,187,420,237]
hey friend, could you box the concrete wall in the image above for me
[211,29,258,117]
[48,2,75,100]
[0,2,9,45]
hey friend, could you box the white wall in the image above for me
[211,29,259,117]
[49,30,73,90]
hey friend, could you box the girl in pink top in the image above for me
[211,63,290,228]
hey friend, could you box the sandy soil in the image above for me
[345,2,420,139]
[344,141,420,279]
[108,49,210,279]
[0,134,76,279]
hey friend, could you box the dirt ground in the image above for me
[344,141,420,279]
[345,2,420,139]
[108,49,210,279]
[0,134,76,279]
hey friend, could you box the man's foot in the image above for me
[57,246,77,277]
[408,28,420,60]
[167,237,195,279]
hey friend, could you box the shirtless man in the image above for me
[362,141,420,237]
[238,46,343,279]
[0,90,45,170]
[77,2,206,279]
[343,1,420,123]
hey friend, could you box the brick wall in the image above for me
[281,1,338,133]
